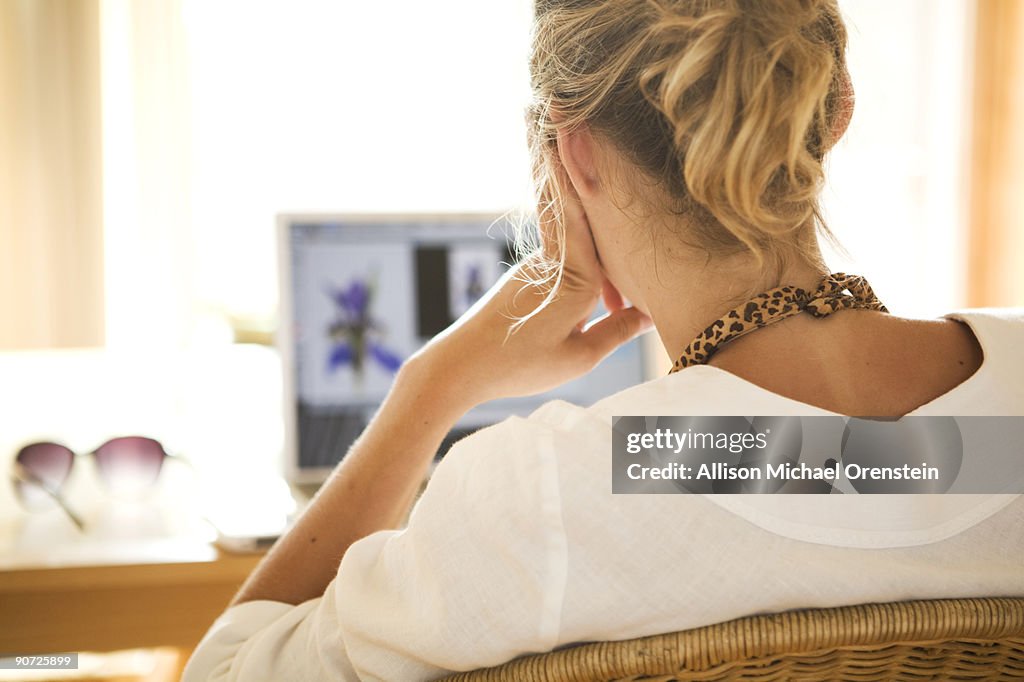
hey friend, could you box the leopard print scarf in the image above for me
[669,272,888,373]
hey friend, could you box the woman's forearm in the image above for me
[228,182,650,607]
[230,356,472,606]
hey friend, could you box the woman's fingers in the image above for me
[577,307,652,364]
[602,277,625,312]
[556,173,602,284]
[537,164,602,288]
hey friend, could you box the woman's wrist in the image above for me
[393,345,483,426]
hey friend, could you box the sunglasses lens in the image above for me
[94,437,166,495]
[13,443,75,511]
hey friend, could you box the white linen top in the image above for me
[183,309,1024,682]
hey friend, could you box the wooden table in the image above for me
[0,551,261,654]
[0,537,262,679]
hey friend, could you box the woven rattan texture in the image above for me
[441,598,1024,681]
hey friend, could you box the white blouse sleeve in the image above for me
[183,414,569,682]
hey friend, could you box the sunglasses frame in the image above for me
[10,436,180,531]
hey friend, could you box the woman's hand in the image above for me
[408,170,652,413]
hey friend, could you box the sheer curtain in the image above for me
[0,0,105,349]
[101,0,194,352]
[0,0,193,351]
[822,0,974,317]
[968,0,1024,307]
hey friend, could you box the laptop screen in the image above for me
[279,214,647,483]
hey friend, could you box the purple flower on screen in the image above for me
[325,278,403,378]
[465,264,484,307]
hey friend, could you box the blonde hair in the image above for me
[524,0,850,284]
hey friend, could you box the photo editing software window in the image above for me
[285,217,646,477]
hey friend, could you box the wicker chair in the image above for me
[440,598,1024,681]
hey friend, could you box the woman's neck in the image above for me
[639,249,827,363]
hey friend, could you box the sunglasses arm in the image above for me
[11,461,87,532]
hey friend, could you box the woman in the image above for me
[185,0,1024,679]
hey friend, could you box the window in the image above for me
[821,0,973,317]
[181,0,535,333]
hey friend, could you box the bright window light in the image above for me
[823,0,972,318]
[182,0,535,323]
[102,0,972,344]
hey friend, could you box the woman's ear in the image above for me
[555,126,601,200]
[829,68,855,147]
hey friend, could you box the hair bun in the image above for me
[632,0,846,255]
[529,0,848,273]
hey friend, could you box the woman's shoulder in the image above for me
[437,306,1024,472]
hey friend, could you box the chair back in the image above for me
[441,597,1024,681]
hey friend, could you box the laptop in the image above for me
[278,213,648,486]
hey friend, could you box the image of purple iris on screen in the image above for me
[464,264,484,308]
[447,246,500,319]
[325,278,403,380]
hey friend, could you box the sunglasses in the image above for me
[10,436,179,531]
